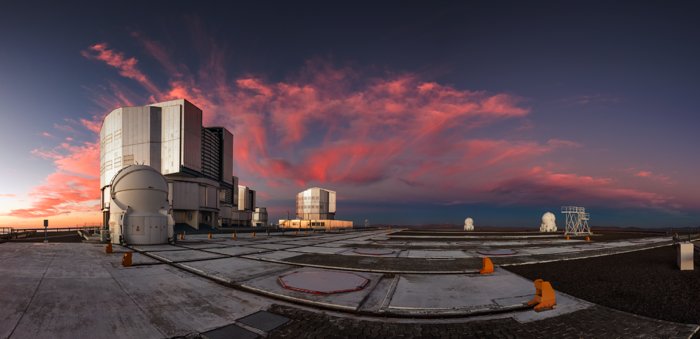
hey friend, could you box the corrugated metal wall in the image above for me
[160,104,181,175]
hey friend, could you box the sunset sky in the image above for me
[1,1,699,228]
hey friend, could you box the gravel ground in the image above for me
[505,244,700,325]
[268,304,698,338]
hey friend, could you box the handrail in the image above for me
[3,226,101,233]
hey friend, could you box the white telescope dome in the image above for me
[110,165,169,213]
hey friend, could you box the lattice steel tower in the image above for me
[561,206,592,235]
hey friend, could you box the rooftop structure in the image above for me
[561,206,592,235]
[99,99,259,232]
[296,187,336,220]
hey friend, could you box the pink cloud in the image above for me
[82,43,163,99]
[636,171,652,178]
[9,142,99,218]
[485,167,675,210]
[17,31,681,221]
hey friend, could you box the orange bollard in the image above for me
[479,257,494,274]
[565,235,570,240]
[208,232,213,239]
[232,231,237,240]
[534,281,556,312]
[105,243,113,254]
[585,236,591,242]
[122,252,132,267]
[179,232,185,240]
[527,279,544,306]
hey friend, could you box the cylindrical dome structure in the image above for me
[540,212,557,232]
[464,217,474,231]
[108,165,172,245]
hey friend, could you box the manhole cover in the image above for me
[477,249,517,256]
[353,248,395,255]
[278,270,369,294]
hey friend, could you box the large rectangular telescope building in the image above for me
[100,99,257,230]
[280,187,352,230]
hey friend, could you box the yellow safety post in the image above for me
[105,243,113,254]
[122,252,133,267]
[479,257,494,274]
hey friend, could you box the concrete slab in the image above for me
[181,257,292,283]
[131,244,187,252]
[0,243,288,338]
[476,249,518,256]
[176,242,230,249]
[249,243,298,250]
[403,250,471,259]
[0,275,43,338]
[205,246,268,256]
[316,242,353,248]
[148,249,227,263]
[10,276,165,339]
[288,246,349,254]
[110,264,274,337]
[242,267,382,311]
[346,248,398,257]
[242,250,303,261]
[518,247,578,255]
[279,240,327,246]
[357,276,397,312]
[386,269,533,315]
[216,239,259,246]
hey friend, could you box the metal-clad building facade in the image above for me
[100,99,256,230]
[296,187,336,220]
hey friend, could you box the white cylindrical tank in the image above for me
[540,212,557,232]
[108,165,173,245]
[464,217,474,231]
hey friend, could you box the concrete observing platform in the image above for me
[1,228,694,338]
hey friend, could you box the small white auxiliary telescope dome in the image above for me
[108,165,174,245]
[464,217,474,231]
[540,212,557,232]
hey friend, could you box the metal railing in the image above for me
[0,226,101,240]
